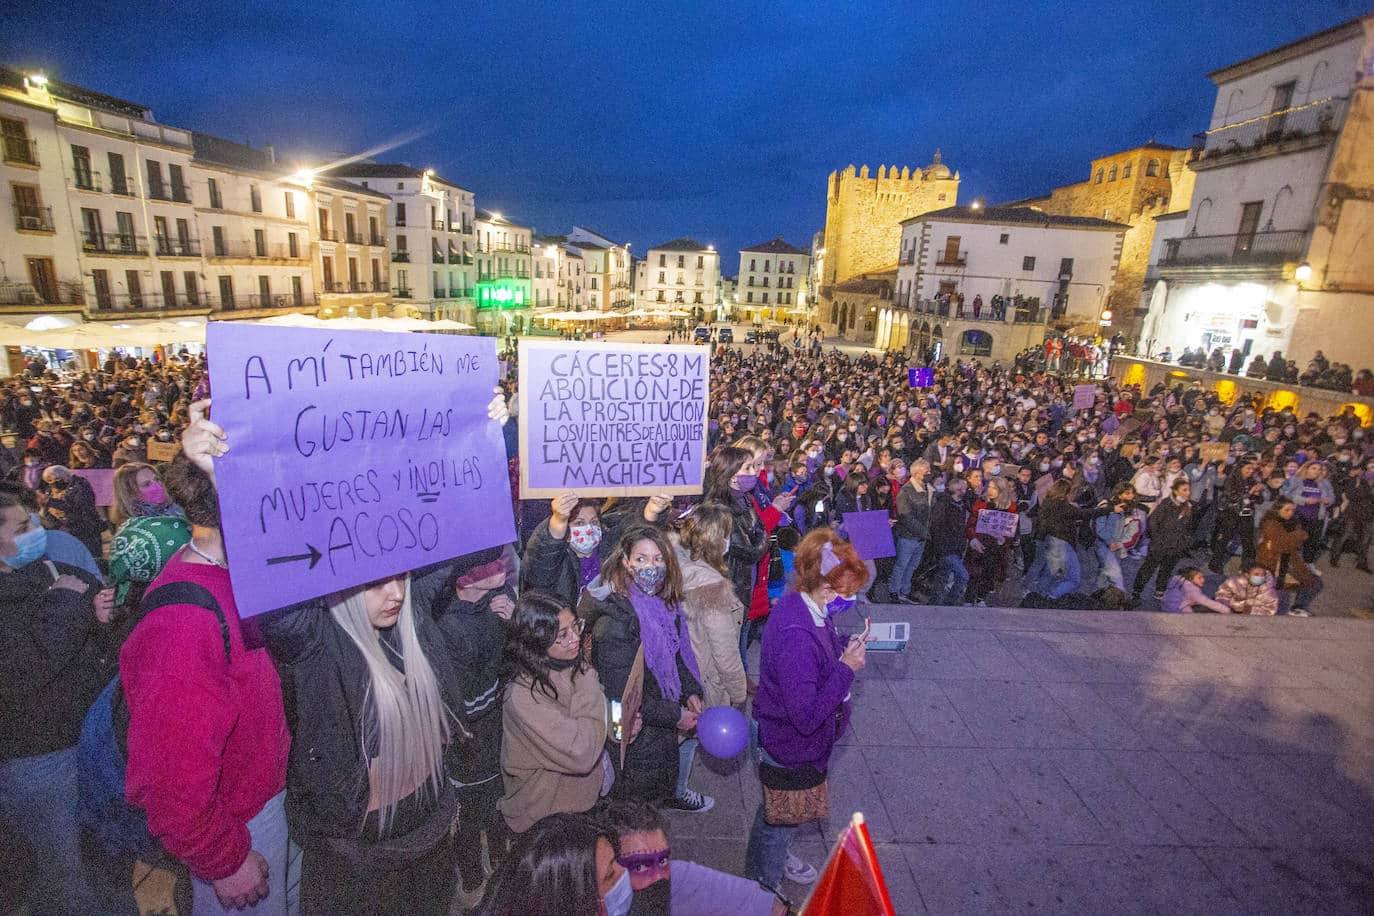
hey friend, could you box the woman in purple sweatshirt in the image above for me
[745,529,869,892]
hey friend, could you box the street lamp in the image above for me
[1295,262,1312,283]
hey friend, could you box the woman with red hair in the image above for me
[745,528,869,892]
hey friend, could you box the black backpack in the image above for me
[77,581,230,860]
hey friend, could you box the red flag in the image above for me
[801,812,896,916]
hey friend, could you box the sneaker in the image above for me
[1287,607,1311,618]
[975,599,987,607]
[665,789,715,813]
[784,852,818,885]
[1154,590,1165,600]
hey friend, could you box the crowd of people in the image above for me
[2,333,1371,915]
[1156,345,1374,396]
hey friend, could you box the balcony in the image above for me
[432,250,445,264]
[432,219,446,230]
[110,176,137,196]
[447,251,464,264]
[911,296,1046,325]
[1158,229,1308,268]
[1191,96,1346,168]
[0,279,84,306]
[14,204,55,233]
[2,136,39,166]
[147,182,192,203]
[207,240,306,260]
[72,170,102,192]
[392,250,410,262]
[345,231,365,245]
[83,231,148,256]
[369,233,388,246]
[394,288,412,298]
[451,288,474,298]
[935,254,967,267]
[153,236,202,257]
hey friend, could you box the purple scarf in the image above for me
[628,585,701,702]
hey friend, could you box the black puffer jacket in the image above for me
[1147,498,1195,555]
[434,586,509,787]
[577,584,701,804]
[0,559,106,760]
[262,561,467,849]
[709,493,767,608]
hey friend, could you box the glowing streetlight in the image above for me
[26,72,48,88]
[1295,262,1312,283]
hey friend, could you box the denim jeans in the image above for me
[190,790,295,916]
[888,536,926,597]
[0,745,98,915]
[743,746,798,892]
[1034,537,1081,599]
[1280,578,1324,613]
[933,555,969,605]
[1094,543,1124,591]
[676,737,699,798]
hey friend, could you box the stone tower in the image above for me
[821,151,961,297]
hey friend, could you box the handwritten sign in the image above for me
[145,440,180,463]
[1198,441,1230,463]
[974,509,1019,539]
[72,468,115,507]
[1072,384,1097,411]
[518,340,709,498]
[908,367,934,388]
[842,510,896,560]
[206,324,515,618]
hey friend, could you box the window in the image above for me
[999,233,1009,245]
[71,145,94,189]
[762,293,769,304]
[1022,256,1036,271]
[284,191,296,219]
[763,260,770,272]
[115,211,136,247]
[694,291,703,303]
[292,275,303,305]
[1094,168,1104,184]
[258,275,271,303]
[175,218,191,251]
[1122,163,1132,178]
[218,276,234,308]
[941,236,962,264]
[146,160,165,198]
[184,272,199,305]
[169,164,187,202]
[749,258,756,271]
[254,228,266,257]
[345,212,357,241]
[160,271,176,305]
[1059,258,1074,276]
[108,152,129,194]
[153,215,170,251]
[959,329,992,356]
[395,202,406,226]
[369,216,380,243]
[322,257,335,289]
[1,117,36,165]
[318,207,330,236]
[657,271,665,283]
[1145,159,1159,177]
[697,255,704,268]
[1235,201,1264,255]
[126,270,144,307]
[371,259,381,288]
[288,232,299,258]
[747,291,754,302]
[207,177,222,208]
[212,226,226,256]
[80,208,102,246]
[1108,165,1117,181]
[92,270,112,308]
[658,254,666,267]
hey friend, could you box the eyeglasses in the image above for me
[555,618,585,644]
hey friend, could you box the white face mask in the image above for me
[603,868,633,916]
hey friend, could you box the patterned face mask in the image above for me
[569,522,602,554]
[631,564,667,595]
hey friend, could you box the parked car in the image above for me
[693,325,711,342]
[718,327,734,343]
[745,327,761,344]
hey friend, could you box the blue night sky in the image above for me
[1,0,1362,267]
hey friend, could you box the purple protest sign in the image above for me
[72,468,115,507]
[1072,384,1097,411]
[974,509,1019,539]
[206,323,515,618]
[518,339,709,497]
[908,366,934,388]
[842,510,896,560]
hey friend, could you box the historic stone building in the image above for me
[818,152,959,335]
[1007,143,1195,338]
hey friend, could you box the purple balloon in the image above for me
[697,705,749,759]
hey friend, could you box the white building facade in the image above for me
[473,210,532,336]
[897,206,1126,361]
[567,227,631,311]
[736,237,810,324]
[1139,14,1374,370]
[636,237,719,316]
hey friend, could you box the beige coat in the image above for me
[676,543,748,707]
[498,665,608,834]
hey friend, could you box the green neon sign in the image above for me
[476,279,526,309]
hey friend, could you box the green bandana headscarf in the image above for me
[110,516,192,606]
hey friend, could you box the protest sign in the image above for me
[842,510,896,560]
[206,323,515,618]
[72,468,115,507]
[1199,441,1230,463]
[145,440,180,463]
[1072,384,1097,411]
[974,509,1019,539]
[908,366,934,388]
[518,340,709,498]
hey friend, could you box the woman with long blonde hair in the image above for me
[109,462,182,531]
[263,568,470,914]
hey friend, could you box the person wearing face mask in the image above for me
[747,530,867,891]
[581,527,710,812]
[38,465,108,561]
[476,812,628,916]
[111,433,147,468]
[0,489,112,914]
[524,492,611,611]
[672,504,747,710]
[702,447,772,677]
[596,799,786,916]
[929,475,975,605]
[1215,564,1280,616]
[110,462,183,531]
[434,548,516,903]
[1132,479,1196,603]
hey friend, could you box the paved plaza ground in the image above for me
[667,603,1374,913]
